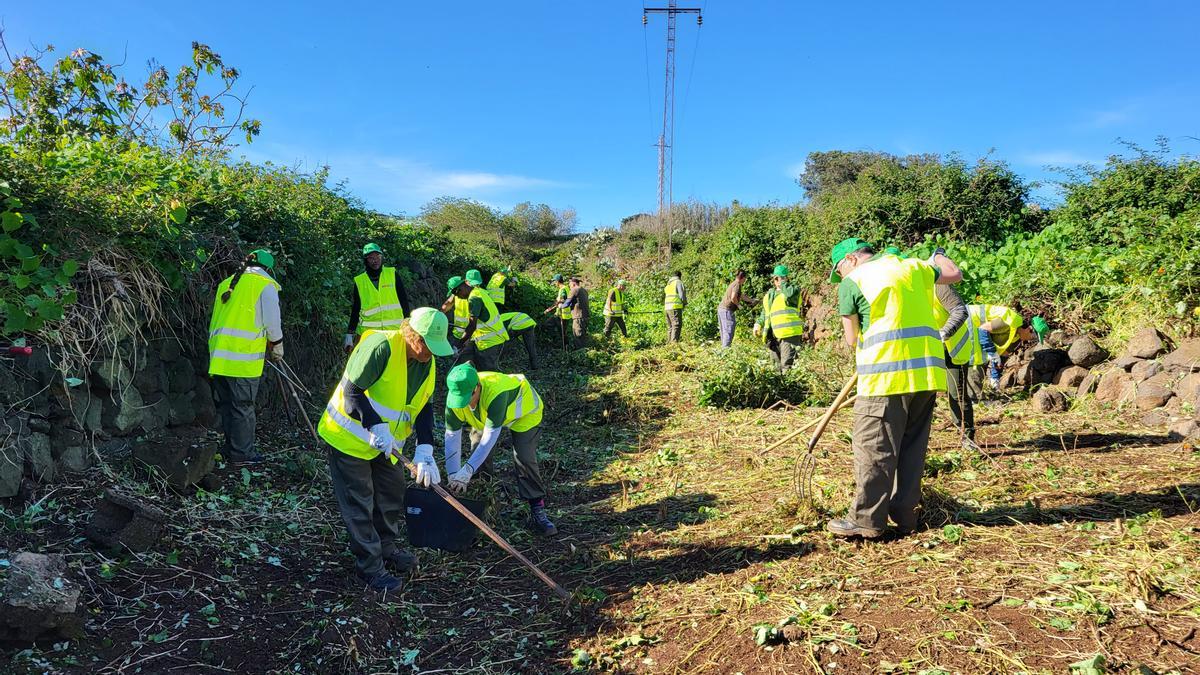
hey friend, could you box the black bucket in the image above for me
[404,487,487,552]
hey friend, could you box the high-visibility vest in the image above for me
[208,270,280,378]
[452,297,469,339]
[845,254,947,396]
[450,372,543,434]
[760,289,804,341]
[468,287,509,350]
[556,286,571,319]
[501,311,536,332]
[317,330,436,461]
[932,297,982,367]
[354,267,405,334]
[664,278,684,311]
[605,288,625,317]
[486,272,508,304]
[969,304,1023,356]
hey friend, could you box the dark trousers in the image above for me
[212,374,260,461]
[849,391,936,532]
[604,315,627,338]
[766,334,802,373]
[946,360,979,441]
[665,309,683,343]
[470,342,502,372]
[327,447,407,576]
[469,426,546,501]
[505,328,539,370]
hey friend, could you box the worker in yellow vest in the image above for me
[969,304,1032,388]
[663,271,686,343]
[542,274,572,349]
[752,264,805,372]
[442,363,557,536]
[500,311,539,370]
[318,308,452,592]
[603,279,628,338]
[208,249,283,467]
[344,243,410,353]
[827,238,962,539]
[448,274,508,371]
[439,276,471,349]
[486,267,515,306]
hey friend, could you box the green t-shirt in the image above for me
[345,332,432,404]
[837,255,939,331]
[468,296,486,320]
[444,386,519,432]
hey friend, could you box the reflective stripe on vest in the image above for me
[452,297,470,339]
[451,372,544,434]
[355,267,405,334]
[969,304,1023,356]
[208,271,279,378]
[501,311,536,332]
[557,287,571,319]
[845,254,947,396]
[931,297,982,367]
[468,287,509,350]
[664,278,683,310]
[317,330,436,461]
[761,289,804,341]
[605,288,625,316]
[486,272,507,304]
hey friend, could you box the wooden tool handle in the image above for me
[806,374,858,453]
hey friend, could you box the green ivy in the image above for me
[0,180,78,335]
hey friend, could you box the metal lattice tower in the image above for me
[644,2,701,261]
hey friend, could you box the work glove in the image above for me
[412,444,441,488]
[368,423,395,458]
[268,341,285,362]
[448,463,474,494]
[343,333,355,353]
[752,323,762,338]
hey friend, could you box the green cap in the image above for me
[501,266,511,275]
[773,264,790,278]
[446,275,464,293]
[551,273,564,282]
[446,363,480,408]
[883,246,902,257]
[249,249,274,270]
[408,307,453,357]
[1031,316,1049,337]
[465,269,483,286]
[828,237,871,283]
[363,243,383,256]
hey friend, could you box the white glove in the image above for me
[412,443,441,487]
[448,464,474,494]
[368,423,395,457]
[269,341,284,362]
[343,333,355,352]
[752,324,762,337]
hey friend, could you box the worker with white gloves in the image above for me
[442,363,558,537]
[317,308,453,592]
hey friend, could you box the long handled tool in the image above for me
[793,374,858,506]
[270,362,572,602]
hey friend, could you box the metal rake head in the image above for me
[793,450,817,507]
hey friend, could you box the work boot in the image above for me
[826,518,883,539]
[384,549,418,574]
[229,453,265,467]
[357,570,403,593]
[529,503,558,537]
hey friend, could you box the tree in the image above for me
[797,150,938,200]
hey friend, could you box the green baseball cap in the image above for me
[249,249,274,270]
[1031,316,1049,337]
[773,264,790,278]
[466,269,484,286]
[828,237,871,284]
[446,275,464,293]
[446,362,480,408]
[408,307,453,357]
[883,246,902,257]
[551,273,564,282]
[362,243,383,256]
[501,266,511,275]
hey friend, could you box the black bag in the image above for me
[404,486,486,552]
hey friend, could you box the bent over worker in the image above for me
[345,243,410,353]
[969,304,1032,388]
[208,249,283,467]
[442,363,558,536]
[500,311,539,370]
[827,238,962,539]
[664,271,686,343]
[317,308,452,592]
[753,265,805,372]
[446,275,508,371]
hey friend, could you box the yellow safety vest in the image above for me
[760,289,804,341]
[845,254,947,396]
[664,278,684,311]
[556,286,571,320]
[318,330,436,461]
[500,312,536,332]
[605,288,625,317]
[932,297,982,367]
[208,271,280,378]
[486,272,508,304]
[354,267,405,334]
[450,372,544,434]
[468,287,509,350]
[452,297,469,340]
[969,304,1023,356]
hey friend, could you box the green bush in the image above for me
[696,345,817,409]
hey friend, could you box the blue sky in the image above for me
[4,1,1198,229]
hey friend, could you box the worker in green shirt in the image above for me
[445,274,508,371]
[442,363,557,536]
[753,264,805,372]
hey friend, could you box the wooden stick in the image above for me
[760,394,856,455]
[807,374,859,453]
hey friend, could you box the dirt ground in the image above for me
[3,344,1198,674]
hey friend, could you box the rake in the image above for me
[792,374,858,507]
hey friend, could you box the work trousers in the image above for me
[946,360,980,441]
[212,374,260,462]
[469,426,546,501]
[766,334,803,373]
[327,447,407,576]
[665,309,683,343]
[849,391,936,532]
[717,307,736,348]
[505,328,539,370]
[469,342,502,372]
[604,315,627,338]
[572,314,589,350]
